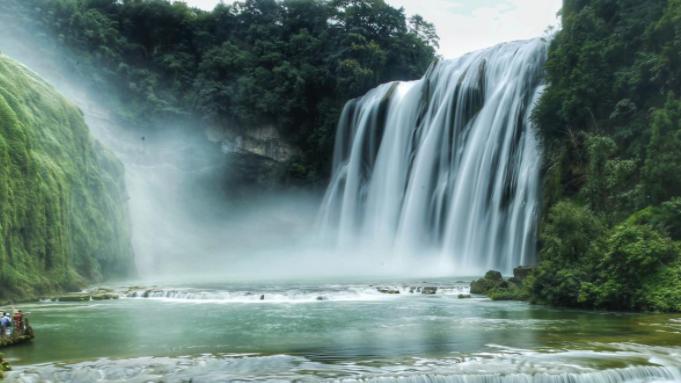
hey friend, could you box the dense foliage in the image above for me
[5,0,438,182]
[532,0,681,311]
[0,55,133,301]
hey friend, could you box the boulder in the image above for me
[421,287,438,295]
[54,291,119,302]
[458,294,472,299]
[91,293,119,301]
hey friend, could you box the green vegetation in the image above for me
[0,55,133,302]
[4,0,679,313]
[0,354,9,378]
[470,268,532,301]
[531,0,681,311]
[5,0,438,182]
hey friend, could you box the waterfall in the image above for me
[319,38,548,275]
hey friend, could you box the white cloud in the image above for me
[181,0,562,59]
[182,0,226,10]
[388,0,561,58]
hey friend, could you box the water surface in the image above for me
[3,280,681,382]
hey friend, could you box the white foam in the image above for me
[122,284,472,304]
[6,345,681,383]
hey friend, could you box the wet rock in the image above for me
[53,291,119,302]
[260,295,265,300]
[376,287,400,295]
[91,293,119,301]
[421,287,438,295]
[316,296,327,301]
[458,294,472,299]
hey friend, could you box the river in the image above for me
[3,279,680,382]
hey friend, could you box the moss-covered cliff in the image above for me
[0,55,133,301]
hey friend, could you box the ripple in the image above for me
[6,344,681,383]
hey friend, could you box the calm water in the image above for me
[2,280,681,382]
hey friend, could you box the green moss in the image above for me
[0,55,133,302]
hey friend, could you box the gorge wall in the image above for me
[0,55,133,301]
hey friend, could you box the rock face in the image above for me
[0,55,133,301]
[209,124,299,164]
[207,123,301,190]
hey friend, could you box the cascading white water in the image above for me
[320,39,548,275]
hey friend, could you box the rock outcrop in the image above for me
[470,267,534,301]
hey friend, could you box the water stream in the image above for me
[320,39,547,275]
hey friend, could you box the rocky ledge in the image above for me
[375,286,440,295]
[47,288,119,302]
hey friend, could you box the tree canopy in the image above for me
[531,0,681,311]
[11,0,439,182]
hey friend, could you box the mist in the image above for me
[0,8,340,282]
[0,1,549,282]
[0,6,458,283]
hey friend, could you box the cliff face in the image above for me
[0,55,133,301]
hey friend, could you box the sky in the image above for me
[182,0,562,59]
